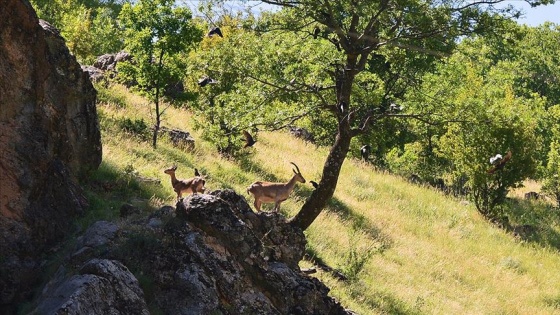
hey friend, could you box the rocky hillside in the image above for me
[31,190,351,314]
[0,0,101,312]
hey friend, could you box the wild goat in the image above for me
[247,162,306,212]
[164,165,206,199]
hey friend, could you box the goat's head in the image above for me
[164,165,178,175]
[291,162,306,183]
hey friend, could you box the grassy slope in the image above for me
[90,84,560,315]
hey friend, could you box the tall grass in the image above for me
[90,84,560,314]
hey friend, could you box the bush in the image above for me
[118,117,150,140]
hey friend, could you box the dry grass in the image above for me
[93,84,560,315]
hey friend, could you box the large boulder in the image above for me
[38,190,350,315]
[32,259,149,315]
[0,0,101,311]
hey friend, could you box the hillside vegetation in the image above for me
[89,84,560,314]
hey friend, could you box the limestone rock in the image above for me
[32,259,149,315]
[41,190,349,315]
[0,0,101,310]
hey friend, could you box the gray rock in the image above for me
[32,259,148,315]
[0,1,101,309]
[80,221,119,248]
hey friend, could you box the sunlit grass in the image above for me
[90,83,560,315]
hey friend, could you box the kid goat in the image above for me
[247,162,306,212]
[164,165,206,199]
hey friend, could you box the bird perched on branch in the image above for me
[198,76,218,87]
[312,26,321,39]
[242,130,257,148]
[338,101,347,114]
[360,145,371,161]
[310,181,319,189]
[487,151,512,174]
[194,168,201,177]
[207,27,223,38]
[389,103,403,112]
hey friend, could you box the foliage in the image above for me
[510,23,560,108]
[30,0,124,64]
[414,54,546,218]
[385,141,447,184]
[194,0,533,230]
[118,118,150,141]
[96,83,128,108]
[187,14,340,155]
[118,0,202,147]
[542,106,560,207]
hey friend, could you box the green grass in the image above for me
[87,83,560,314]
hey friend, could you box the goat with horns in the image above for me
[247,162,306,212]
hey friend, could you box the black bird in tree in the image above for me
[310,181,319,189]
[389,103,403,112]
[487,151,512,174]
[198,76,218,87]
[194,168,201,177]
[242,130,257,148]
[329,37,341,51]
[312,26,320,39]
[360,145,371,161]
[207,26,223,38]
[338,101,347,114]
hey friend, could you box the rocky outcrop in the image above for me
[0,0,101,311]
[32,190,350,314]
[83,51,132,83]
[32,260,148,315]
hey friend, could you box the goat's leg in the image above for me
[274,201,281,212]
[254,200,261,212]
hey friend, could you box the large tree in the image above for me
[119,0,202,148]
[203,0,551,230]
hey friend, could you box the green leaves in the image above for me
[405,41,547,217]
[118,0,202,147]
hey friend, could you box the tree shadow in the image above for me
[325,197,393,251]
[235,154,282,183]
[503,197,560,249]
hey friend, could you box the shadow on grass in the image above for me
[325,197,393,251]
[347,285,425,315]
[505,198,560,249]
[503,197,560,249]
[81,159,166,229]
[235,154,282,183]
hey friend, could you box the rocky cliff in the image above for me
[0,0,102,311]
[31,190,351,315]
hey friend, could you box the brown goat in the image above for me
[164,165,206,199]
[247,162,306,212]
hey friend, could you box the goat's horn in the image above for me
[290,162,301,174]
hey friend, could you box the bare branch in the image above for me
[260,0,300,8]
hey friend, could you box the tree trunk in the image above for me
[289,119,353,230]
[152,49,165,148]
[288,46,363,230]
[290,53,360,230]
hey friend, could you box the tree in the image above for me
[206,0,540,230]
[30,0,125,64]
[542,106,560,207]
[118,0,202,148]
[434,64,544,220]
